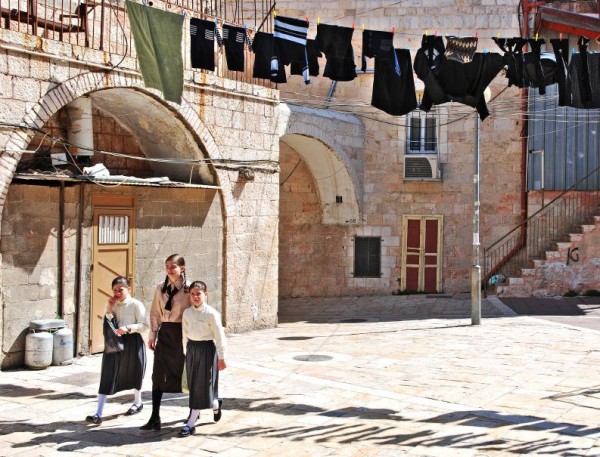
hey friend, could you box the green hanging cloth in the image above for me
[126,0,184,104]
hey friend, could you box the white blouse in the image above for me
[182,304,226,359]
[106,296,147,334]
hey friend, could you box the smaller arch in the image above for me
[278,104,363,225]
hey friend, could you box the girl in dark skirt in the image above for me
[179,280,226,437]
[86,276,147,425]
[140,254,191,431]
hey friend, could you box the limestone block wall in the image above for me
[0,183,224,369]
[275,0,524,295]
[0,28,280,367]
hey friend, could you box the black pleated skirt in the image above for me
[152,322,185,393]
[186,340,219,410]
[99,333,146,395]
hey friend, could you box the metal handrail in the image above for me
[0,0,275,87]
[483,165,600,294]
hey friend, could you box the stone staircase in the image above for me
[496,213,600,297]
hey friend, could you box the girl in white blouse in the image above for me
[86,276,147,425]
[179,280,227,437]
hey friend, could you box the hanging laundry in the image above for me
[566,38,599,109]
[316,23,356,81]
[291,39,320,77]
[444,36,478,63]
[190,18,216,71]
[550,38,569,106]
[522,49,559,96]
[413,35,447,104]
[371,48,417,116]
[126,0,184,104]
[272,15,310,84]
[415,35,505,120]
[361,29,394,73]
[252,31,285,82]
[223,24,246,72]
[492,37,527,88]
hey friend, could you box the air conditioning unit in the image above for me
[404,155,441,180]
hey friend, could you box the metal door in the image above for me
[90,196,135,353]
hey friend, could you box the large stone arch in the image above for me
[0,71,236,216]
[276,104,364,225]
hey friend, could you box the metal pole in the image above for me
[471,112,481,325]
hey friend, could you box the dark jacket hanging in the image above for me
[371,48,417,116]
[223,24,246,72]
[190,18,216,71]
[362,29,394,72]
[316,23,357,81]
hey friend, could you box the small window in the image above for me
[354,237,381,277]
[407,113,437,154]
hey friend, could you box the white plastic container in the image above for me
[25,331,53,369]
[52,327,73,366]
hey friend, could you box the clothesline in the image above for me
[124,3,600,120]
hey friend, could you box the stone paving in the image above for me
[1,294,600,456]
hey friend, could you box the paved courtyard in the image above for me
[1,294,600,456]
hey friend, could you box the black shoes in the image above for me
[213,399,223,422]
[85,414,102,425]
[125,404,143,416]
[139,416,161,430]
[178,425,195,437]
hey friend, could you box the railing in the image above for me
[0,0,275,87]
[483,165,600,294]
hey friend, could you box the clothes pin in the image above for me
[317,17,320,25]
[361,24,365,31]
[560,33,563,40]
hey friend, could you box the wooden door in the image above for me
[90,196,135,353]
[401,215,442,293]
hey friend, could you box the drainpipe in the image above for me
[73,184,84,356]
[58,182,65,319]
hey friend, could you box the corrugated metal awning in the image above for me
[12,173,221,189]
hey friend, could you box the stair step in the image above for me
[518,267,536,276]
[563,233,583,242]
[506,277,524,285]
[575,224,597,233]
[552,241,573,251]
[544,250,562,260]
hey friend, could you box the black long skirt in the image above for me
[186,340,219,410]
[152,322,185,393]
[99,333,146,395]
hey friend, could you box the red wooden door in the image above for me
[402,216,442,293]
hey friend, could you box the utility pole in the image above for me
[472,112,482,325]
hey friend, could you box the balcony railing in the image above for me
[0,0,275,87]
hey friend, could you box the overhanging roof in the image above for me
[538,5,600,37]
[12,173,221,189]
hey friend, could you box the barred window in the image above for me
[407,113,437,153]
[354,237,381,278]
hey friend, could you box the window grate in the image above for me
[98,215,129,244]
[354,236,381,277]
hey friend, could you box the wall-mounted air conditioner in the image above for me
[404,154,441,180]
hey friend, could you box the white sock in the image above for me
[133,389,142,406]
[212,399,220,411]
[186,409,200,428]
[96,394,107,417]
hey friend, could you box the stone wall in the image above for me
[275,0,524,296]
[0,28,280,368]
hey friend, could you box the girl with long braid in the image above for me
[140,254,191,430]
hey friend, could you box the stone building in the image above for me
[0,0,598,368]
